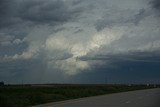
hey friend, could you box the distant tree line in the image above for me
[0,81,4,86]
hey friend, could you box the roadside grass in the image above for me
[0,84,157,107]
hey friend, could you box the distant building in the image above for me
[0,81,4,86]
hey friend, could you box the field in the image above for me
[0,84,158,107]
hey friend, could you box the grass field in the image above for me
[0,84,158,107]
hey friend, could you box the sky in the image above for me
[0,0,160,84]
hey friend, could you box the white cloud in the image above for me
[12,38,27,45]
[43,27,124,75]
[54,58,89,75]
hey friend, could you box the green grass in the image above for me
[0,84,157,107]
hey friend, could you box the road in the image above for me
[33,88,160,107]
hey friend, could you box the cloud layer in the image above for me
[0,0,160,83]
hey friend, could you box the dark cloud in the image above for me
[71,0,84,5]
[150,0,160,10]
[0,0,84,57]
[18,0,70,23]
[132,9,146,25]
[80,51,160,63]
[95,8,148,31]
[0,0,16,28]
[0,0,82,28]
[70,54,160,84]
[0,0,9,15]
[74,29,83,33]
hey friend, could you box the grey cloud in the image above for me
[0,0,19,28]
[150,0,160,10]
[0,33,14,42]
[80,51,160,63]
[0,0,84,58]
[0,0,83,28]
[0,33,26,46]
[18,0,70,23]
[74,29,83,33]
[0,41,12,46]
[0,33,14,46]
[95,8,149,31]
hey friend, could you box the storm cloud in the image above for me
[0,0,160,84]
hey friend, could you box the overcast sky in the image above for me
[0,0,160,84]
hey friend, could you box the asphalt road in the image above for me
[33,88,160,107]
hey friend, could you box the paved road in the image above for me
[33,88,160,107]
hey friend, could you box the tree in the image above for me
[0,81,4,86]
